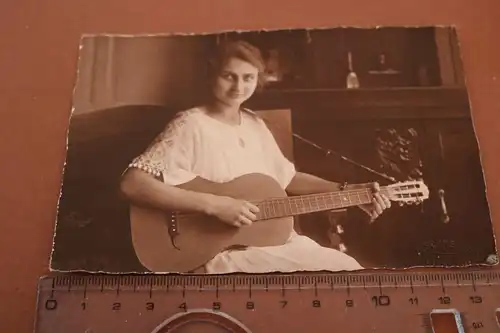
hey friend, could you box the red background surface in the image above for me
[1,0,499,331]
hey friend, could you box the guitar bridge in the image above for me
[167,212,180,250]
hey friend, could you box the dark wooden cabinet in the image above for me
[249,87,495,268]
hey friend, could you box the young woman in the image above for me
[120,40,391,273]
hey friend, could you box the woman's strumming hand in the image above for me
[205,195,260,227]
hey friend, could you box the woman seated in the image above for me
[120,40,390,274]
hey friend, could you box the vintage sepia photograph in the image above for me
[49,26,497,274]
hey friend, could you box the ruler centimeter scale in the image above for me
[34,270,500,332]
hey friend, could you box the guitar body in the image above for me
[130,173,294,273]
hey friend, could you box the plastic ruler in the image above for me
[33,270,500,332]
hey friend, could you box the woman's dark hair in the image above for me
[208,40,267,89]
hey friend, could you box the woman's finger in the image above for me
[382,194,391,208]
[243,209,257,221]
[373,193,387,210]
[247,202,260,214]
[372,198,384,215]
[239,216,253,226]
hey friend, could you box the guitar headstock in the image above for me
[386,180,429,205]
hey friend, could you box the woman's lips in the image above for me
[228,92,245,98]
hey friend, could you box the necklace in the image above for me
[233,110,245,148]
[202,106,245,147]
[238,137,245,148]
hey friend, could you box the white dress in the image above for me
[128,106,363,273]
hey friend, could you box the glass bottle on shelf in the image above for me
[346,51,360,89]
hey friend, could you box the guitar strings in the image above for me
[173,188,392,218]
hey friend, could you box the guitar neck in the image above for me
[256,187,389,220]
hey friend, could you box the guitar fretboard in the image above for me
[255,188,390,220]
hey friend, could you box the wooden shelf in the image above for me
[247,86,471,120]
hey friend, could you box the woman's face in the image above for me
[212,57,259,107]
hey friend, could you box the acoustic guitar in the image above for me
[129,173,429,273]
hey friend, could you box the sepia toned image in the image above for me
[49,27,496,274]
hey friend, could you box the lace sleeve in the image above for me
[126,111,198,185]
